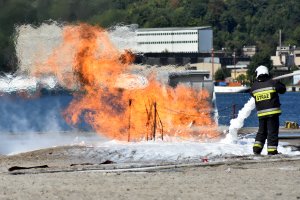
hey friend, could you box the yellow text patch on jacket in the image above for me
[255,93,271,101]
[253,89,275,102]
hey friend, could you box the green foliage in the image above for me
[89,9,128,27]
[214,68,230,81]
[247,52,273,82]
[1,0,300,72]
[236,74,249,85]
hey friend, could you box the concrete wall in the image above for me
[198,29,213,53]
[169,73,214,96]
[271,55,286,66]
[189,62,221,79]
[294,50,300,66]
[231,69,247,79]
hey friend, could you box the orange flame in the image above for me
[35,23,219,141]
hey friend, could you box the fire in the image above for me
[34,23,219,141]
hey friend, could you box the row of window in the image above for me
[137,32,198,36]
[138,41,198,44]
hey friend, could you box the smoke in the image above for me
[108,24,138,52]
[0,75,36,92]
[15,23,138,75]
[0,131,105,155]
[0,74,58,93]
[222,97,256,143]
[0,94,69,133]
[1,19,78,152]
[11,22,177,91]
[0,95,76,155]
[15,22,64,75]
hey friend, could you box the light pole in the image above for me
[211,48,214,81]
[233,50,236,80]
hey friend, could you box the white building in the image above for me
[271,46,290,66]
[242,46,256,57]
[293,48,300,67]
[294,70,300,85]
[270,45,300,68]
[136,27,212,53]
[226,61,249,70]
[189,61,221,79]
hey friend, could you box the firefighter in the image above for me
[250,65,286,155]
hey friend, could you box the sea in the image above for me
[216,92,300,127]
[0,92,299,133]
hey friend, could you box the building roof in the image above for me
[226,64,248,69]
[243,45,256,48]
[169,70,210,78]
[137,26,211,32]
[234,68,248,72]
[236,61,250,65]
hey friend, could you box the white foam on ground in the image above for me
[88,138,299,162]
[5,133,299,163]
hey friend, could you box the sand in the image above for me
[0,146,299,200]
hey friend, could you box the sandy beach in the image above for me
[0,145,299,200]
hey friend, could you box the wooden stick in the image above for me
[128,99,132,142]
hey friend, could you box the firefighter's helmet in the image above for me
[255,65,269,78]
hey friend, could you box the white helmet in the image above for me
[255,65,269,78]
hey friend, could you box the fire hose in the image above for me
[250,70,300,109]
[272,70,300,80]
[249,70,300,108]
[249,70,300,101]
[227,70,300,141]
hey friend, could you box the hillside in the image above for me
[1,0,300,72]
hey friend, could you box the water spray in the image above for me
[224,70,300,143]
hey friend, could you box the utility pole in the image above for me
[233,50,236,80]
[211,48,214,81]
[232,104,236,119]
[279,29,283,65]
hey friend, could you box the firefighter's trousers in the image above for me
[255,115,279,149]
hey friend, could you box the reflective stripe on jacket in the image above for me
[257,107,281,117]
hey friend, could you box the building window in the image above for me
[137,31,200,36]
[137,40,199,45]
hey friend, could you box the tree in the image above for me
[247,52,273,82]
[2,0,300,72]
[236,74,249,85]
[88,9,128,27]
[214,68,230,81]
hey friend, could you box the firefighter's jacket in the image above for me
[250,76,286,118]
